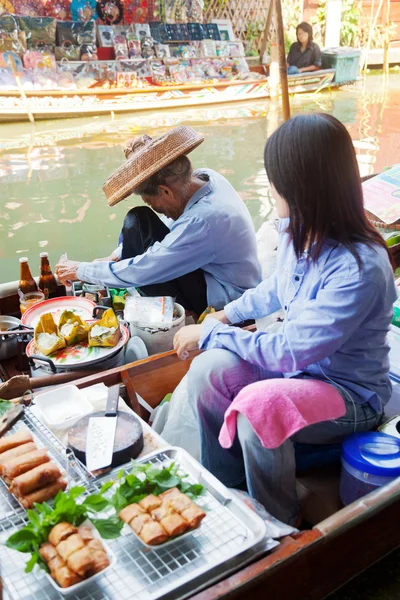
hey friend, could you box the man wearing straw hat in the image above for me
[56,126,261,316]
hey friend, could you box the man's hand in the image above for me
[173,325,202,360]
[55,260,81,285]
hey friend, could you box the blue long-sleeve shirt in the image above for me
[77,169,261,309]
[200,218,397,411]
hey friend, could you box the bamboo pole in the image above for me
[383,0,390,76]
[361,0,385,73]
[259,0,274,64]
[9,55,34,124]
[274,0,291,120]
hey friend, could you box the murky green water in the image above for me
[1,71,400,283]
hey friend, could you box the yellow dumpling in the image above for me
[34,313,66,356]
[88,308,121,348]
[58,310,89,346]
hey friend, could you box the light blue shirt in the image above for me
[77,169,261,309]
[200,218,397,411]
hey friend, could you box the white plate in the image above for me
[21,296,96,327]
[34,386,93,431]
[45,519,116,596]
[124,335,148,364]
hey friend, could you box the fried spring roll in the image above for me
[3,449,50,482]
[151,503,174,522]
[77,525,94,543]
[0,431,33,454]
[67,546,94,577]
[158,513,188,537]
[0,443,36,473]
[140,521,169,545]
[166,494,192,513]
[49,522,78,547]
[57,534,85,562]
[138,494,162,512]
[20,478,67,509]
[86,539,104,553]
[39,542,58,563]
[119,503,145,524]
[159,487,181,500]
[10,461,61,496]
[52,564,83,588]
[181,504,206,528]
[88,549,110,574]
[130,513,152,535]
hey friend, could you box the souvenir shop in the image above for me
[0,1,252,91]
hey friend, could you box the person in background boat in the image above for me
[55,126,261,317]
[287,23,321,75]
[173,114,396,525]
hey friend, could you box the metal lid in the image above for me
[19,257,28,263]
[342,432,400,477]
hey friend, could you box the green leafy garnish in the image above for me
[109,461,205,512]
[6,486,115,573]
[0,400,13,417]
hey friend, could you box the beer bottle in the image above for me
[19,257,38,294]
[39,252,58,299]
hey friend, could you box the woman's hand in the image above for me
[93,255,119,262]
[173,325,202,359]
[205,309,230,324]
[55,260,81,285]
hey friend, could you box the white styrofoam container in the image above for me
[34,385,93,431]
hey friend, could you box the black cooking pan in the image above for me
[67,385,144,470]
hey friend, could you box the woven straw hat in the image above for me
[103,125,205,207]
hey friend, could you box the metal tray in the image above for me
[0,408,92,531]
[0,447,268,600]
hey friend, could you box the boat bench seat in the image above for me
[295,442,342,525]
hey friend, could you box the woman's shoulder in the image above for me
[327,242,393,286]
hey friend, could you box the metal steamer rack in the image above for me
[1,441,268,599]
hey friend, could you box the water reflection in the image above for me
[0,72,399,282]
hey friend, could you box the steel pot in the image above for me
[0,315,22,361]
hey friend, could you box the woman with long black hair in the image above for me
[174,113,397,524]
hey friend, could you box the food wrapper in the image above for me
[34,313,66,356]
[88,308,121,347]
[58,310,89,345]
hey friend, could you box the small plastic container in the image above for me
[34,385,92,431]
[340,432,400,505]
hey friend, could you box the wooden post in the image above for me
[383,0,390,76]
[274,0,291,120]
[259,0,274,64]
[9,55,34,124]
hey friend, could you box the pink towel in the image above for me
[218,378,346,450]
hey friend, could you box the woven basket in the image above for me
[103,125,205,207]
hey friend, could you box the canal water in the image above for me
[1,71,400,282]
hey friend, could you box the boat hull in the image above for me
[0,70,337,122]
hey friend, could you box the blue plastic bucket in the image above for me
[340,432,400,505]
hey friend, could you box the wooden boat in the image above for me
[0,275,400,599]
[0,68,338,122]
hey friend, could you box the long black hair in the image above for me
[264,113,389,264]
[296,22,313,43]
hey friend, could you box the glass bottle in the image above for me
[39,252,58,299]
[19,257,38,295]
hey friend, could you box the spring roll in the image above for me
[140,521,169,546]
[88,549,110,574]
[49,522,78,547]
[77,525,94,543]
[151,503,174,522]
[158,513,188,537]
[138,494,162,512]
[86,538,104,553]
[0,431,33,454]
[10,462,61,496]
[52,563,83,588]
[57,534,85,562]
[0,443,36,474]
[159,487,181,500]
[67,546,94,577]
[39,542,58,563]
[130,513,152,535]
[165,494,192,513]
[180,504,206,529]
[119,503,145,524]
[20,478,67,509]
[3,449,50,482]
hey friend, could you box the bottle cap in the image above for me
[40,252,49,258]
[19,257,28,263]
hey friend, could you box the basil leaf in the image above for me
[27,510,41,530]
[99,481,114,495]
[91,516,124,539]
[25,552,38,573]
[6,529,38,552]
[82,494,110,513]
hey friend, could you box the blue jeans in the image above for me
[187,349,382,525]
[288,65,300,75]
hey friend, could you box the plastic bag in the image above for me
[124,296,175,328]
[156,375,200,459]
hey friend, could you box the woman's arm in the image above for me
[200,274,385,372]
[224,270,281,324]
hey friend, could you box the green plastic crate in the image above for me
[321,49,361,84]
